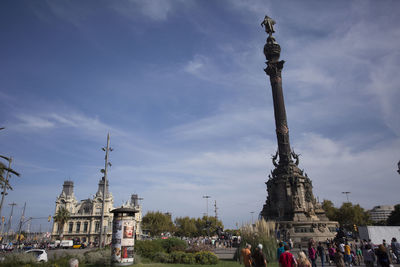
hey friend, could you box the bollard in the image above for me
[111,207,138,266]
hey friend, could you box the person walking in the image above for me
[391,237,400,264]
[280,244,298,267]
[362,244,376,267]
[308,240,318,267]
[277,242,285,261]
[334,245,345,267]
[356,245,363,265]
[318,241,326,267]
[376,244,390,267]
[344,242,352,267]
[253,244,267,267]
[241,244,253,267]
[328,244,336,265]
[297,251,312,267]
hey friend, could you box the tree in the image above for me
[142,211,175,237]
[54,206,71,240]
[387,204,400,226]
[335,202,371,230]
[322,199,371,231]
[175,216,198,237]
[322,199,338,221]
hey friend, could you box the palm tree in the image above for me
[54,206,71,240]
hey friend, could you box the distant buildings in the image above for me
[51,180,142,244]
[369,205,394,223]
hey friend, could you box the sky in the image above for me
[0,0,400,232]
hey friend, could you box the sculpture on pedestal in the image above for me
[260,15,338,244]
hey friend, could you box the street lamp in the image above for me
[342,192,351,203]
[250,211,255,224]
[202,196,211,218]
[202,196,211,236]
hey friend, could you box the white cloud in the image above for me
[167,107,272,141]
[15,114,55,129]
[12,112,127,138]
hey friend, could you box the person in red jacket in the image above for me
[280,244,298,267]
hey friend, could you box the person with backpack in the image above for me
[376,244,390,267]
[253,244,267,267]
[308,240,318,267]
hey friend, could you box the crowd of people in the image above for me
[241,237,400,267]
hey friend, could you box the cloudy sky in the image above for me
[1,0,399,231]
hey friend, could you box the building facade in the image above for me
[369,205,394,223]
[51,180,143,244]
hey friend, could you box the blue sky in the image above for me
[1,0,399,231]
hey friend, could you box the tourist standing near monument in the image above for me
[308,240,318,267]
[391,238,400,264]
[280,244,298,267]
[241,244,253,267]
[277,242,285,261]
[297,251,311,267]
[328,244,336,265]
[362,244,375,267]
[253,244,267,267]
[344,242,352,267]
[334,246,345,267]
[376,245,390,267]
[317,242,326,267]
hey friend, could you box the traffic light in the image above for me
[353,224,358,232]
[48,215,52,222]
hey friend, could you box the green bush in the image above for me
[160,237,187,253]
[170,251,186,263]
[2,252,36,265]
[152,251,171,263]
[135,239,164,258]
[181,252,196,264]
[84,248,110,266]
[194,251,219,265]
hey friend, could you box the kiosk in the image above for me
[111,207,138,266]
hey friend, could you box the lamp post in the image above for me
[202,196,211,236]
[99,133,112,248]
[202,196,211,218]
[342,192,351,203]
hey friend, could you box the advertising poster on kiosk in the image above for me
[111,219,122,263]
[121,220,134,263]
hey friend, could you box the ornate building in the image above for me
[51,180,143,244]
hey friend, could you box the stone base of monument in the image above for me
[276,220,338,247]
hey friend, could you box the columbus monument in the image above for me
[260,16,338,243]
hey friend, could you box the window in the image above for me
[83,222,88,233]
[95,221,100,233]
[76,222,81,233]
[68,222,73,233]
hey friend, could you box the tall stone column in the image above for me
[264,35,291,165]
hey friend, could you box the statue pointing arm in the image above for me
[261,15,276,36]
